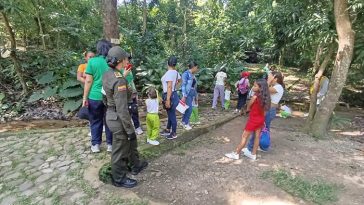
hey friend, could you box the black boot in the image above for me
[131,161,148,175]
[112,177,137,188]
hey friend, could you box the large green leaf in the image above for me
[0,93,5,102]
[43,86,58,98]
[36,71,56,85]
[28,91,44,103]
[58,87,83,98]
[62,98,82,114]
[62,79,81,89]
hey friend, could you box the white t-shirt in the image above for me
[161,70,181,93]
[271,84,284,104]
[225,90,231,100]
[215,71,227,86]
[146,99,159,114]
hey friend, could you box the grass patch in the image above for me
[106,195,148,205]
[14,196,32,205]
[262,169,340,205]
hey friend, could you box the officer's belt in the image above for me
[107,106,116,111]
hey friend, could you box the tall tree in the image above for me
[102,0,119,43]
[1,10,28,94]
[311,0,355,137]
[142,0,147,35]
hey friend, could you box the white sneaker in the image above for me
[243,150,257,161]
[135,127,144,135]
[107,144,112,152]
[234,109,239,113]
[91,144,100,153]
[88,132,91,137]
[241,148,249,155]
[183,124,192,130]
[147,139,160,146]
[225,152,239,160]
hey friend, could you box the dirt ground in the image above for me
[128,116,364,205]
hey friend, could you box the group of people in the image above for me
[76,40,201,188]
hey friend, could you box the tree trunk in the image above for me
[311,0,355,138]
[142,0,147,35]
[304,44,334,131]
[278,47,285,66]
[36,13,46,49]
[1,11,28,94]
[102,0,119,44]
[182,7,187,62]
[313,44,323,73]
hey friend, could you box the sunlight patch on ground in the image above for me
[225,191,297,205]
[338,131,364,137]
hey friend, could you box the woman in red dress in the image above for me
[225,79,271,161]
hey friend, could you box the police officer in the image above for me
[103,46,148,188]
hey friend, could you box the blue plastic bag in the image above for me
[247,127,271,151]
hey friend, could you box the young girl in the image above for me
[145,87,160,145]
[190,96,200,125]
[224,84,232,110]
[225,79,271,160]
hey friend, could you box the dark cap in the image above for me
[107,46,130,61]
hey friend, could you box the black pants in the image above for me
[128,98,140,129]
[237,93,248,110]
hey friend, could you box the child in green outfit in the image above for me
[190,96,200,125]
[224,84,231,110]
[145,87,160,146]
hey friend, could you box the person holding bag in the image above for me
[160,56,181,140]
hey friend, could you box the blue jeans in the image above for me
[182,89,196,125]
[237,92,248,110]
[128,97,140,129]
[88,99,112,146]
[163,91,180,134]
[248,107,277,151]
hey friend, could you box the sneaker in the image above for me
[234,109,239,113]
[160,129,171,136]
[243,149,257,161]
[225,152,239,160]
[241,148,249,155]
[91,144,100,153]
[166,133,177,140]
[107,144,112,152]
[258,147,268,152]
[183,124,192,130]
[88,132,92,137]
[147,139,160,146]
[135,127,144,135]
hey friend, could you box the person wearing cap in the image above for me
[103,46,148,188]
[82,39,113,153]
[235,71,250,114]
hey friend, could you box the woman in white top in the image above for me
[160,56,181,140]
[212,68,227,109]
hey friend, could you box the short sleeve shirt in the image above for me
[215,71,227,86]
[161,70,181,93]
[271,84,284,104]
[146,99,159,114]
[77,64,87,73]
[85,56,109,100]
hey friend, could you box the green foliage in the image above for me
[62,99,83,114]
[262,169,340,205]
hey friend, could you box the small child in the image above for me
[224,85,232,110]
[145,87,160,146]
[225,79,271,161]
[190,96,200,125]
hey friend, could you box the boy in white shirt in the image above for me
[212,68,227,109]
[145,87,160,145]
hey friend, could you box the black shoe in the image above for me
[112,177,137,188]
[165,133,177,140]
[160,129,171,136]
[131,161,148,175]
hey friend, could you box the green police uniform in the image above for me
[103,69,140,184]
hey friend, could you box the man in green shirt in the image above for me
[82,39,113,153]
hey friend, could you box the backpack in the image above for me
[238,79,249,94]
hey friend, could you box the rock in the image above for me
[0,161,12,167]
[48,185,58,195]
[204,190,209,195]
[22,188,36,197]
[19,181,34,192]
[46,156,57,162]
[0,196,16,205]
[44,198,53,205]
[156,172,162,177]
[30,159,44,167]
[41,168,54,174]
[57,160,73,168]
[39,163,50,170]
[39,140,50,146]
[70,192,86,202]
[4,172,21,181]
[59,166,70,172]
[35,174,52,184]
[8,179,24,187]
